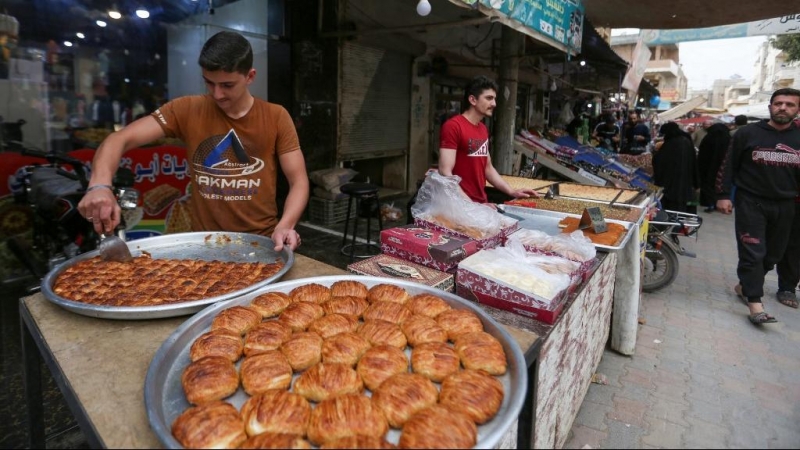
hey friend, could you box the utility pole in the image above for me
[494,26,524,175]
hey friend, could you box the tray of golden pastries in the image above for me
[40,232,293,320]
[144,276,527,449]
[502,205,635,252]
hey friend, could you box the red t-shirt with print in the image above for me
[440,114,489,203]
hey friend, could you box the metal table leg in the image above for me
[21,307,45,449]
[517,344,541,449]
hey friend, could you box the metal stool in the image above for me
[340,182,383,261]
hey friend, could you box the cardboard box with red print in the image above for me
[347,254,454,293]
[380,225,480,273]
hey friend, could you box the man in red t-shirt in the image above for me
[439,76,538,203]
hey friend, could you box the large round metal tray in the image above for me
[144,275,528,449]
[40,232,294,320]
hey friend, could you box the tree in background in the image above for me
[772,34,800,63]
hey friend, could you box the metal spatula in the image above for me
[99,233,133,262]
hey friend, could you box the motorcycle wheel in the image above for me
[642,240,679,293]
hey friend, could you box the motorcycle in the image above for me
[6,144,140,281]
[642,208,703,292]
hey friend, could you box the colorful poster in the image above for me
[455,0,585,54]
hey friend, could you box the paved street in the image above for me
[566,209,800,449]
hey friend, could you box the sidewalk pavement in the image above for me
[565,210,800,449]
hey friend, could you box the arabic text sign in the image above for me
[458,0,585,53]
[641,14,800,45]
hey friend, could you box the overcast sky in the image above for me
[612,29,768,91]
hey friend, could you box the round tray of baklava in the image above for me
[145,275,527,449]
[40,232,293,320]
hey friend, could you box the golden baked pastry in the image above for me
[243,321,292,356]
[559,216,626,246]
[240,389,311,437]
[367,283,410,304]
[410,342,460,383]
[400,315,448,347]
[371,373,438,428]
[330,280,368,299]
[435,309,484,341]
[321,332,372,366]
[240,351,293,395]
[52,256,284,306]
[279,302,325,332]
[293,362,364,402]
[320,436,396,449]
[454,331,508,376]
[321,296,370,318]
[189,329,243,362]
[211,306,262,336]
[280,331,323,371]
[239,432,311,449]
[440,369,504,424]
[308,313,359,339]
[356,344,408,391]
[144,184,181,215]
[181,356,239,405]
[363,301,412,325]
[290,283,331,304]
[398,405,477,449]
[357,320,407,349]
[171,401,246,449]
[406,293,452,318]
[307,394,388,446]
[250,292,292,318]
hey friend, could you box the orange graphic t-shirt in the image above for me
[152,95,301,235]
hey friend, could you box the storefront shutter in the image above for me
[338,42,411,160]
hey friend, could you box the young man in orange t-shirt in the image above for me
[79,31,309,251]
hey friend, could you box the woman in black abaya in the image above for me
[696,123,731,212]
[653,122,699,214]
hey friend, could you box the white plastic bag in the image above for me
[410,172,513,239]
[511,229,596,262]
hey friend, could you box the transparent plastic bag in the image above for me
[510,229,596,262]
[380,202,403,222]
[410,172,510,239]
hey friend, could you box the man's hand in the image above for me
[511,188,540,199]
[716,199,733,214]
[78,188,120,234]
[272,227,301,252]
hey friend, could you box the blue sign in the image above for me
[458,0,585,53]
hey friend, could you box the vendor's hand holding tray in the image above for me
[41,232,294,320]
[144,275,527,449]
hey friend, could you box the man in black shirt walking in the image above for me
[716,88,800,325]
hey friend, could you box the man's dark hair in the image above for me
[463,76,498,107]
[734,114,748,126]
[198,31,253,75]
[769,88,800,104]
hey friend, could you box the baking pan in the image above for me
[144,275,528,449]
[502,205,636,252]
[40,232,293,320]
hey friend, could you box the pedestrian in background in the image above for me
[730,114,748,136]
[775,195,800,308]
[697,123,731,213]
[716,88,800,325]
[653,122,698,213]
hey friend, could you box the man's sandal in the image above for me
[776,291,799,309]
[748,312,778,325]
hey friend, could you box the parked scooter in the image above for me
[6,144,139,281]
[643,208,703,292]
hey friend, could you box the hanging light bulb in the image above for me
[416,0,431,16]
[136,9,150,19]
[108,10,122,19]
[550,79,558,92]
[579,60,586,66]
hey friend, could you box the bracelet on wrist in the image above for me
[86,184,114,193]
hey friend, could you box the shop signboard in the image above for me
[622,35,652,93]
[641,14,800,45]
[453,0,585,54]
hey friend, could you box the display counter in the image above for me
[21,252,617,449]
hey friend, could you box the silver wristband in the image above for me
[86,184,114,192]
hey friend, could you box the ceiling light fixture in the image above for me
[96,20,107,27]
[416,0,431,16]
[64,41,73,47]
[579,60,586,66]
[136,9,150,19]
[76,32,85,39]
[109,10,122,19]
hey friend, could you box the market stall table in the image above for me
[21,252,616,449]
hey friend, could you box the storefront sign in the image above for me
[454,0,585,54]
[641,14,800,45]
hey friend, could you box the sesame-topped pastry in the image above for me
[367,283,410,304]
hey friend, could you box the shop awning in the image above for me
[657,96,709,122]
[728,102,771,119]
[585,1,796,30]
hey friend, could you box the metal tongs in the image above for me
[99,233,133,262]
